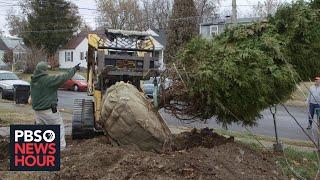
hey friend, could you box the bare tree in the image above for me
[97,0,144,30]
[80,19,93,32]
[6,8,27,37]
[97,0,171,30]
[141,0,152,28]
[195,0,220,18]
[252,0,282,18]
[145,0,172,29]
[24,45,47,73]
[164,0,198,64]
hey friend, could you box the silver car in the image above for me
[0,70,30,99]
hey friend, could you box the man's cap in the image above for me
[35,61,50,72]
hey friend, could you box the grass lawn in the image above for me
[208,127,319,179]
[0,100,35,126]
[214,127,314,148]
[248,142,319,180]
[0,99,72,126]
[277,147,319,180]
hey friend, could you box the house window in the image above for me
[154,51,160,59]
[65,51,73,62]
[80,52,85,60]
[210,25,219,37]
[14,53,20,62]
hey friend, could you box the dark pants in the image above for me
[308,103,320,126]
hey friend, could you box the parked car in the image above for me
[60,73,87,92]
[0,70,30,99]
[143,81,155,98]
[142,77,172,98]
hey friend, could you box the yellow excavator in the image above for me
[72,29,159,139]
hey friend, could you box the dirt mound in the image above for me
[0,138,9,171]
[173,128,235,150]
[1,129,284,179]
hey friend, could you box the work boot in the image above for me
[307,124,312,130]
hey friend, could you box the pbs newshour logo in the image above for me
[9,125,60,171]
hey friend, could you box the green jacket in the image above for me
[31,62,76,111]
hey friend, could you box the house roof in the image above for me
[0,38,8,51]
[63,35,87,49]
[1,36,24,49]
[149,27,167,47]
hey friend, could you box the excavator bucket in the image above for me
[72,99,103,139]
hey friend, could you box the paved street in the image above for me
[57,90,319,142]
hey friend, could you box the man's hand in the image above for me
[75,63,81,71]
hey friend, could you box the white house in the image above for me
[146,28,166,70]
[59,29,166,70]
[0,36,28,69]
[59,35,88,69]
[0,38,8,68]
[200,17,265,39]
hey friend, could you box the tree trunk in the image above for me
[48,54,59,68]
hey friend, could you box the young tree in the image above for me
[164,0,198,64]
[163,23,297,126]
[22,0,81,67]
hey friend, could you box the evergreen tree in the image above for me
[270,1,320,80]
[164,0,198,65]
[23,0,81,67]
[163,23,297,126]
[310,0,320,9]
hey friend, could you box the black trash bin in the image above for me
[13,85,30,104]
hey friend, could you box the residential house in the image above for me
[146,28,166,70]
[200,17,264,38]
[59,29,167,70]
[0,36,29,69]
[0,38,9,68]
[58,34,88,69]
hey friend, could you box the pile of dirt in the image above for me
[0,137,9,171]
[1,129,284,179]
[173,128,235,150]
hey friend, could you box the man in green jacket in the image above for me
[31,61,80,150]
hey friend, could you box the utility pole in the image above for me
[232,0,237,25]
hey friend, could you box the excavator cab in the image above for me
[72,29,159,139]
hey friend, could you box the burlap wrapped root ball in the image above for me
[101,82,172,152]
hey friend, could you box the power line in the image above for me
[19,28,77,34]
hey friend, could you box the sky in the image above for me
[0,0,290,35]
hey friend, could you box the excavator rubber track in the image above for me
[72,99,103,139]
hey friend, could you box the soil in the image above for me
[0,136,9,171]
[0,128,285,179]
